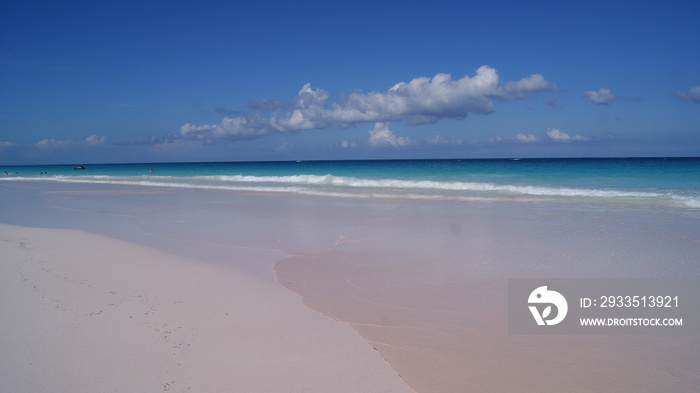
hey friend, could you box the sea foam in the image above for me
[3,172,699,208]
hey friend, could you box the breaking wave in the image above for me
[2,173,699,208]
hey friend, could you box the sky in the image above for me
[1,0,699,165]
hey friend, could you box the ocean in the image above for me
[2,157,699,209]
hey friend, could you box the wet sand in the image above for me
[1,181,699,392]
[274,200,700,392]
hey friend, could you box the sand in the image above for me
[276,252,700,393]
[274,201,700,392]
[0,223,413,393]
[1,181,699,392]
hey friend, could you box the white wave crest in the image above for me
[214,174,666,199]
[3,173,699,208]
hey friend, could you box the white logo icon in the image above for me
[528,286,568,326]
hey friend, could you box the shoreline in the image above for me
[2,180,699,392]
[274,252,700,392]
[0,222,414,392]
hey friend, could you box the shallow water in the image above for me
[3,158,700,208]
[1,179,698,392]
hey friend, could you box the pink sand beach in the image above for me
[1,181,698,392]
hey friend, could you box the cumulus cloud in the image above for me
[545,127,588,142]
[368,123,413,147]
[584,88,643,104]
[179,66,556,141]
[584,88,615,104]
[676,85,700,103]
[515,133,539,143]
[85,134,107,145]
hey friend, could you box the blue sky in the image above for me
[1,0,699,164]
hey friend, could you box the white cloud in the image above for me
[487,133,538,143]
[340,140,357,148]
[584,88,615,104]
[35,139,73,149]
[0,141,16,147]
[35,135,108,149]
[179,66,557,141]
[545,127,588,142]
[426,135,463,145]
[515,133,539,143]
[85,134,107,145]
[676,86,700,103]
[368,123,413,147]
[180,116,272,140]
[487,129,588,144]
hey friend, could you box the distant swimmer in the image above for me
[149,169,153,173]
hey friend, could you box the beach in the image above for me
[4,0,700,389]
[274,204,700,392]
[1,175,699,392]
[0,183,414,393]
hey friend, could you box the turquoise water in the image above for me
[2,158,699,208]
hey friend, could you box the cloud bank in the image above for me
[179,66,556,141]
